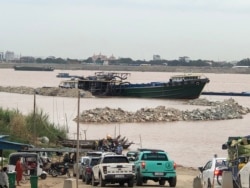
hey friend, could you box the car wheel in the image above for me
[51,170,58,177]
[207,178,212,188]
[168,176,177,187]
[40,173,47,180]
[91,174,98,186]
[86,175,91,184]
[136,173,143,186]
[128,178,134,187]
[159,179,166,185]
[99,174,106,187]
[119,182,124,186]
[82,173,85,182]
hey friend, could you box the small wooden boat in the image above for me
[56,135,134,150]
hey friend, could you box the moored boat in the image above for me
[56,134,134,150]
[56,72,84,79]
[59,72,210,99]
[14,65,54,71]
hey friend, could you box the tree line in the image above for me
[16,56,250,67]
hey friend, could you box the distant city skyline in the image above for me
[1,0,250,61]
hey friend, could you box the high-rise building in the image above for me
[0,52,4,61]
[5,51,15,62]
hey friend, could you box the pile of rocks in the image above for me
[0,86,93,98]
[77,98,250,123]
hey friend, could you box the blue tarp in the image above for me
[0,135,32,150]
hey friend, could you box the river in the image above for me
[0,68,250,168]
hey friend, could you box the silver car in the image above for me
[198,156,228,188]
[73,156,89,178]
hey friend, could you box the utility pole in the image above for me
[76,91,80,188]
[33,90,36,147]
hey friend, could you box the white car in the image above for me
[73,156,89,178]
[198,156,228,188]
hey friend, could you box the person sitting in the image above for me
[0,167,9,188]
[116,143,123,155]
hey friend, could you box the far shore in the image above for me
[1,62,250,74]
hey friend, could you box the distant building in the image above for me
[153,55,161,60]
[103,60,109,65]
[5,51,15,62]
[179,56,190,62]
[20,56,35,63]
[91,53,116,64]
[92,53,108,62]
[0,52,3,61]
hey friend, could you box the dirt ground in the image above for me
[18,166,199,188]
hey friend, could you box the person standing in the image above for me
[0,167,9,188]
[15,157,23,186]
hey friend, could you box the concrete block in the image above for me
[222,171,233,188]
[193,176,202,188]
[63,178,76,188]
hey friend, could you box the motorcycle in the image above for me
[49,162,70,177]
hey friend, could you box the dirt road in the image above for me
[19,166,199,188]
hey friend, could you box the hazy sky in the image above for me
[1,0,250,61]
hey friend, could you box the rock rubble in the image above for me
[0,86,93,98]
[0,86,249,124]
[77,98,250,124]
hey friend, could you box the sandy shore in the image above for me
[19,166,199,188]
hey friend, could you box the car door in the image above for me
[202,160,212,186]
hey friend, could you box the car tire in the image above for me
[91,174,98,186]
[99,174,106,187]
[40,173,47,180]
[51,169,58,177]
[128,178,134,187]
[159,179,166,185]
[86,175,91,184]
[168,176,177,187]
[136,173,143,186]
[82,173,85,182]
[119,182,124,186]
[207,178,212,188]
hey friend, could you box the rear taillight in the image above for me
[132,165,135,173]
[141,161,146,169]
[214,169,223,176]
[86,167,92,173]
[173,162,177,170]
[103,166,107,174]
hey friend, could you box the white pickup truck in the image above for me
[91,154,135,187]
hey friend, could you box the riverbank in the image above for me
[1,62,250,74]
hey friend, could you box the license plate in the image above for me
[115,174,125,178]
[155,172,164,176]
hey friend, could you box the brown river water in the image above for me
[0,69,250,168]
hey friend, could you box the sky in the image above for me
[1,0,250,61]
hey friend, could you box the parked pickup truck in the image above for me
[91,154,135,187]
[133,148,177,187]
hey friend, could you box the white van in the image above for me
[8,152,47,179]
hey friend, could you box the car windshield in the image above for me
[90,158,99,166]
[141,153,168,161]
[215,159,227,167]
[103,157,128,163]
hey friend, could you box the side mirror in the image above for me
[128,157,135,161]
[198,167,203,172]
[222,144,228,150]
